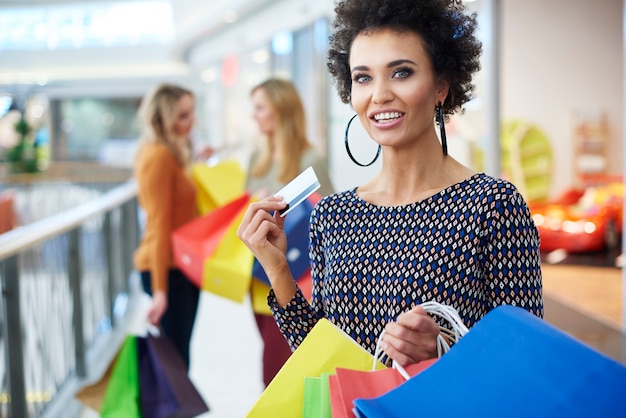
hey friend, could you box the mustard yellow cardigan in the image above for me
[133,142,196,293]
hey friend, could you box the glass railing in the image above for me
[0,164,141,418]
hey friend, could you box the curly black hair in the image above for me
[327,0,482,117]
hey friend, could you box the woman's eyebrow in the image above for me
[351,59,417,73]
[350,65,369,73]
[387,59,417,67]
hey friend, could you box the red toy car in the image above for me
[529,179,623,253]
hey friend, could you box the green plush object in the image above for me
[7,116,39,173]
[500,120,554,203]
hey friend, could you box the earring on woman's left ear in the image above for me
[437,102,448,156]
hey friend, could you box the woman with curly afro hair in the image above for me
[238,0,543,367]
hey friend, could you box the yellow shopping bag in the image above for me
[250,269,313,315]
[246,318,386,418]
[191,160,246,215]
[250,278,272,315]
[202,202,254,303]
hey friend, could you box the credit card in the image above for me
[274,166,320,217]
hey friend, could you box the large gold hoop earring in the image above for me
[437,102,448,156]
[344,114,381,167]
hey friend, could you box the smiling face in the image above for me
[172,93,195,137]
[349,28,448,148]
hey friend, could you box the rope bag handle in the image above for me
[373,301,470,380]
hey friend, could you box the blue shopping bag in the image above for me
[353,305,626,418]
[252,196,314,285]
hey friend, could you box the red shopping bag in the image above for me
[171,193,251,290]
[328,374,343,418]
[297,268,313,302]
[332,300,466,418]
[331,359,437,418]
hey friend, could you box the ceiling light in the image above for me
[252,50,269,64]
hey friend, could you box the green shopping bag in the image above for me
[100,336,141,418]
[76,333,209,418]
[302,373,332,418]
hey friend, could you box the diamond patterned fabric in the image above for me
[269,173,543,354]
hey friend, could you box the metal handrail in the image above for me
[0,179,138,259]
[0,178,141,418]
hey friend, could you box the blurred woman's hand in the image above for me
[146,290,168,326]
[194,145,216,161]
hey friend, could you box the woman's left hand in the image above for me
[146,290,168,326]
[380,305,441,366]
[195,145,216,161]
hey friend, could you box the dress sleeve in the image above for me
[268,199,326,350]
[139,148,177,293]
[482,188,544,317]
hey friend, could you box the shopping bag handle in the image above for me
[373,301,469,379]
[146,324,161,337]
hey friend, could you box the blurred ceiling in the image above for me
[0,0,280,96]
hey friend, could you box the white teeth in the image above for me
[374,112,402,121]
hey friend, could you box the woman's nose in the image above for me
[371,81,394,104]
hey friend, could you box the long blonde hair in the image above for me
[137,83,193,166]
[250,78,311,183]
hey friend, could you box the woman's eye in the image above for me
[352,73,371,84]
[393,68,413,79]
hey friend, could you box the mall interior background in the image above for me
[0,0,624,417]
[1,0,622,194]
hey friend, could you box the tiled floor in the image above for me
[187,292,265,418]
[541,264,625,365]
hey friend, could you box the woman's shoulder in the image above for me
[140,141,170,155]
[135,142,178,173]
[460,173,530,212]
[464,173,523,197]
[314,189,356,213]
[138,142,176,162]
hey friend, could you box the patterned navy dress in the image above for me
[269,173,544,354]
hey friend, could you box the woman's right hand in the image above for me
[146,290,168,326]
[237,196,289,275]
[237,196,297,305]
